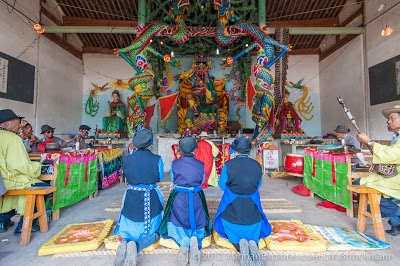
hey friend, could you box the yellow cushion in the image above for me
[104,235,160,251]
[38,220,113,256]
[159,235,212,250]
[264,220,326,252]
[212,229,266,250]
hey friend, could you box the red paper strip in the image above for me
[65,158,71,188]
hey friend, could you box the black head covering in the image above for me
[334,125,350,133]
[178,136,198,153]
[79,125,91,131]
[41,124,55,134]
[229,137,252,154]
[0,109,24,124]
[132,129,153,149]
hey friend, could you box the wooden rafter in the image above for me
[40,5,62,25]
[42,33,82,59]
[63,17,138,27]
[341,7,363,26]
[319,34,358,61]
[267,17,339,27]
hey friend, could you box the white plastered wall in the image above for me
[0,0,84,135]
[319,35,366,136]
[365,1,400,140]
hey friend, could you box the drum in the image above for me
[284,154,304,177]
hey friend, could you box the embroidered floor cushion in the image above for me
[38,220,113,256]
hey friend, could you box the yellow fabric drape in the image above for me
[360,140,400,199]
[205,140,220,187]
[0,130,41,214]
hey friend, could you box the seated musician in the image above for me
[214,137,269,265]
[19,120,41,153]
[73,125,93,149]
[356,105,400,236]
[333,125,360,149]
[0,109,49,235]
[123,139,135,157]
[40,124,67,146]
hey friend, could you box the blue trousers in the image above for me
[124,232,159,252]
[353,179,400,226]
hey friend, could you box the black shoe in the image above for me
[14,224,40,236]
[0,221,15,233]
[385,225,400,236]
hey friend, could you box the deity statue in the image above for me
[177,53,228,134]
[275,90,303,134]
[102,90,126,134]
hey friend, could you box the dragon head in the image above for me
[164,0,191,22]
[169,59,183,69]
[213,0,239,23]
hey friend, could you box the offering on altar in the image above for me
[96,132,121,139]
[102,90,126,134]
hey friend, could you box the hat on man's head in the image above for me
[79,125,91,131]
[179,136,198,153]
[198,131,209,138]
[132,129,153,149]
[229,136,252,154]
[41,124,55,134]
[0,109,24,124]
[382,105,400,119]
[334,125,350,133]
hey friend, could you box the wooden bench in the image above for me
[4,186,56,246]
[347,185,386,242]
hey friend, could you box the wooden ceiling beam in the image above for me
[267,17,339,27]
[42,33,82,59]
[341,7,363,26]
[289,48,321,55]
[82,46,115,54]
[40,4,62,25]
[63,16,138,27]
[319,34,358,61]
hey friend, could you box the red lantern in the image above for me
[381,26,393,36]
[33,24,44,34]
[164,55,170,62]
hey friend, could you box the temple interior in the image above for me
[1,0,400,265]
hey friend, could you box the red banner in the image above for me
[158,93,178,120]
[246,77,256,110]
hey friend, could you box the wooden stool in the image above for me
[4,186,57,246]
[347,185,386,242]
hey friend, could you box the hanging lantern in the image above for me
[381,26,393,36]
[164,55,170,62]
[33,24,45,34]
[226,57,233,65]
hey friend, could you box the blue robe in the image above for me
[114,149,164,241]
[160,153,211,248]
[214,155,271,244]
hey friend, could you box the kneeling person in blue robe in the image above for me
[160,136,212,266]
[214,137,270,265]
[113,129,164,266]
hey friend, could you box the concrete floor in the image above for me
[0,175,399,265]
